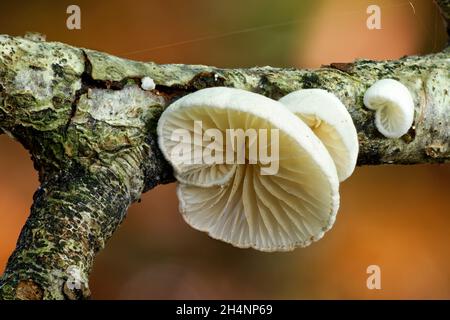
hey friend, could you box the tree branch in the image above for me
[0,1,449,299]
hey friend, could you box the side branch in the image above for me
[0,163,131,299]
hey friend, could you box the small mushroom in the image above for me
[158,87,340,251]
[279,89,359,182]
[363,79,414,138]
[141,76,155,91]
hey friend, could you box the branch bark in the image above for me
[0,1,449,299]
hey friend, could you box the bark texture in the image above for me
[0,0,449,299]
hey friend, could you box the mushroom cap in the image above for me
[279,89,359,182]
[158,87,340,251]
[363,79,414,138]
[141,76,155,91]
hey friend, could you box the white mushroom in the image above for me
[141,76,155,91]
[279,89,359,182]
[158,87,340,251]
[363,79,414,138]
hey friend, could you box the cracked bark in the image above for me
[0,0,449,299]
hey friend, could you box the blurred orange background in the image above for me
[0,0,449,299]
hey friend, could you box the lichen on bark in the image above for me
[0,163,131,299]
[0,0,449,300]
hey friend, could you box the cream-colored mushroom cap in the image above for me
[363,79,414,138]
[157,87,340,251]
[279,89,359,182]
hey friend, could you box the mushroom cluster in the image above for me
[158,87,359,251]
